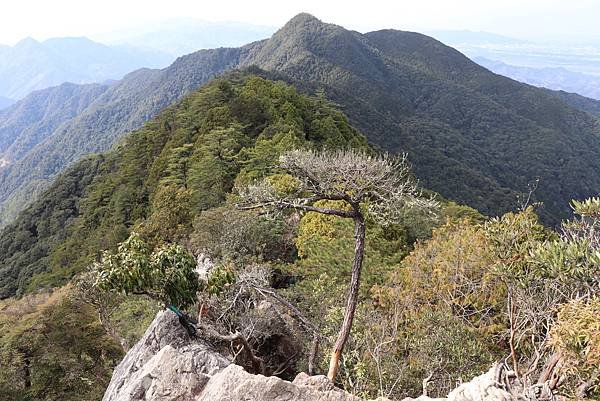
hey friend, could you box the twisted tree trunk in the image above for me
[327,212,366,381]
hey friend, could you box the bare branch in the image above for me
[239,201,355,218]
[197,322,266,375]
[237,149,439,225]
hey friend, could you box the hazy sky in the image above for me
[1,0,599,45]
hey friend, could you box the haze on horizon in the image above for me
[1,0,600,45]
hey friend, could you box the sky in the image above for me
[1,0,600,45]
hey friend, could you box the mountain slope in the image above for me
[0,96,14,110]
[240,14,600,221]
[0,72,369,298]
[1,13,600,226]
[0,82,110,162]
[0,36,172,100]
[0,49,242,226]
[556,91,600,118]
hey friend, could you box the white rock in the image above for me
[197,364,363,401]
[102,310,229,401]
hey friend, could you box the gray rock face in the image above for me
[445,366,513,401]
[102,310,230,401]
[103,310,372,401]
[197,364,362,401]
[103,311,516,401]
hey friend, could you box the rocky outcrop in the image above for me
[103,311,519,401]
[197,364,362,401]
[445,366,512,401]
[102,310,230,401]
[102,310,376,401]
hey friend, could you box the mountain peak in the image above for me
[15,37,41,48]
[246,12,353,70]
[267,12,348,47]
[286,13,322,25]
[279,13,326,34]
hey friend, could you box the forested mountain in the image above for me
[1,72,597,401]
[0,82,110,161]
[0,72,369,300]
[2,13,600,227]
[0,51,241,226]
[556,91,600,118]
[241,15,600,222]
[0,36,172,100]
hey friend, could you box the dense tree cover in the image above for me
[0,73,369,298]
[3,13,600,229]
[0,48,242,227]
[0,156,105,298]
[0,82,109,161]
[0,69,596,401]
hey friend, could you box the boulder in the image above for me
[197,364,362,401]
[102,310,230,401]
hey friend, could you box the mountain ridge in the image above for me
[0,36,173,100]
[1,13,600,227]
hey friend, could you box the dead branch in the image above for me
[252,285,321,336]
[537,353,561,386]
[308,333,320,376]
[422,371,435,397]
[197,322,266,375]
[252,285,323,376]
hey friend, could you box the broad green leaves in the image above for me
[94,233,199,308]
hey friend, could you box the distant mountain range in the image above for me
[0,96,14,110]
[475,57,600,100]
[95,18,276,56]
[429,30,600,103]
[0,37,173,100]
[426,30,527,46]
[1,13,600,228]
[429,30,600,76]
[0,21,277,103]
